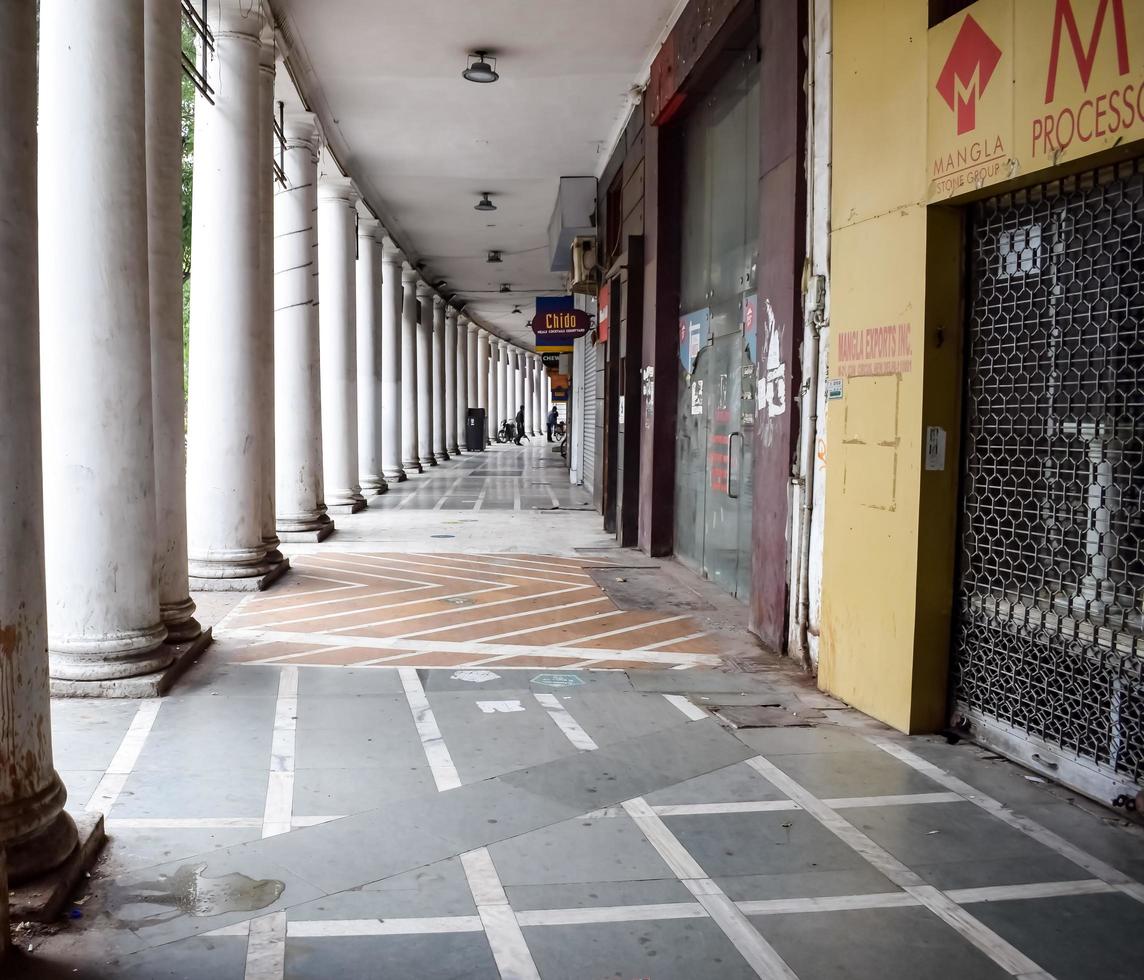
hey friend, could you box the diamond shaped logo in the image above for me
[936,15,1003,135]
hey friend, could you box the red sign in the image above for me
[598,283,610,343]
[936,14,1004,134]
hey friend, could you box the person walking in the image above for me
[546,404,558,442]
[514,405,525,445]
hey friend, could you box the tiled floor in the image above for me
[17,445,1144,979]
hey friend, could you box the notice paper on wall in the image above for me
[691,380,704,415]
[925,426,947,471]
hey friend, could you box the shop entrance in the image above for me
[672,51,758,600]
[954,159,1144,797]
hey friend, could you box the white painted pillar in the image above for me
[467,321,480,411]
[401,264,422,473]
[40,0,171,678]
[446,305,461,456]
[431,294,449,462]
[146,0,200,642]
[538,357,546,434]
[257,29,282,565]
[0,0,79,883]
[318,176,365,513]
[514,349,525,428]
[477,328,491,444]
[356,218,386,496]
[381,238,406,482]
[456,312,470,451]
[274,112,331,540]
[501,341,511,438]
[416,281,437,468]
[490,339,502,439]
[524,354,534,436]
[187,0,273,586]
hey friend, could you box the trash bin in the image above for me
[466,408,486,451]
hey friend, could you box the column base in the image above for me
[421,455,437,468]
[447,445,461,456]
[326,499,366,515]
[51,628,213,699]
[8,813,106,924]
[189,558,290,593]
[160,597,202,645]
[279,522,335,543]
[402,457,423,474]
[360,478,388,496]
[434,450,450,462]
[383,466,408,482]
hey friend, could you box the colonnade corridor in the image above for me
[7,442,1140,979]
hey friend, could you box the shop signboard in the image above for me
[533,296,590,352]
[928,0,1144,202]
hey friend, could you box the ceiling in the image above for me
[272,0,681,347]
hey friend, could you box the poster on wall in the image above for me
[679,308,710,373]
[598,283,611,343]
[742,293,758,362]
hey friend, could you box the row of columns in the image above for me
[0,0,554,888]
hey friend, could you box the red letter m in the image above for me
[1045,0,1130,103]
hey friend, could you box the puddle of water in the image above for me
[117,863,285,920]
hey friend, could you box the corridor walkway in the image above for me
[17,447,1144,979]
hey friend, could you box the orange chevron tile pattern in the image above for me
[216,553,722,670]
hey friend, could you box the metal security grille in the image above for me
[955,158,1144,788]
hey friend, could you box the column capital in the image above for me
[416,280,435,300]
[381,237,404,264]
[433,294,447,312]
[318,175,358,206]
[214,0,265,39]
[357,217,382,241]
[283,111,319,150]
[401,262,419,284]
[446,305,461,321]
[259,22,276,72]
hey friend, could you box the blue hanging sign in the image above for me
[533,296,590,351]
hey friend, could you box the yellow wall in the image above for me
[819,0,962,732]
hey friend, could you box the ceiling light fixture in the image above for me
[475,192,497,212]
[463,52,499,84]
[487,250,502,264]
[512,306,522,315]
[499,284,511,294]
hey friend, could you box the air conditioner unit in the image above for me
[570,236,600,296]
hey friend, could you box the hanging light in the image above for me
[463,52,499,84]
[487,251,503,264]
[475,192,497,212]
[499,284,512,293]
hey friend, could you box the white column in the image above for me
[146,0,200,641]
[524,354,534,436]
[532,356,542,436]
[416,281,437,468]
[401,264,421,473]
[187,0,272,585]
[257,29,281,565]
[457,313,471,451]
[446,306,461,456]
[41,0,171,678]
[496,340,508,440]
[477,328,491,445]
[318,176,365,513]
[467,321,479,411]
[381,239,406,482]
[431,295,449,462]
[0,0,79,883]
[356,218,386,496]
[514,349,525,428]
[274,113,330,540]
